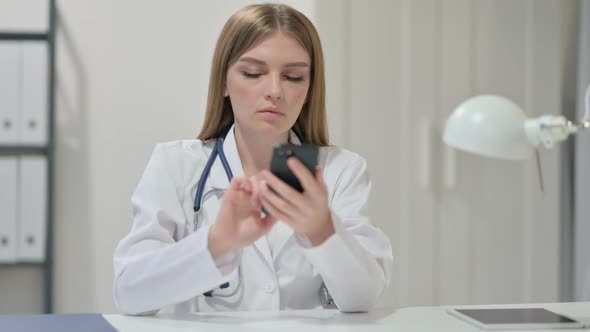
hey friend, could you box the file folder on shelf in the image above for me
[17,156,47,262]
[0,0,49,33]
[0,157,18,262]
[1,0,55,313]
[20,42,48,146]
[0,42,20,145]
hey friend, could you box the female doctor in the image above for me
[113,3,393,315]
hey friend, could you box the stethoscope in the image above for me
[193,124,239,297]
[192,125,335,307]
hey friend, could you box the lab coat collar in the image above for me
[289,129,302,145]
[208,124,301,190]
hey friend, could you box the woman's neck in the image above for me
[234,125,289,176]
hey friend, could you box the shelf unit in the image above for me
[0,0,56,313]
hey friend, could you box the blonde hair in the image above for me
[197,3,329,145]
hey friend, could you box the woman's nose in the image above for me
[264,74,283,101]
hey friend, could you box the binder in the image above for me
[0,313,117,332]
[0,42,20,145]
[20,42,48,146]
[0,157,18,262]
[17,156,47,261]
[0,0,49,33]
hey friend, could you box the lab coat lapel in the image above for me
[208,125,274,267]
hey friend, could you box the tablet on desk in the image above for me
[447,308,586,330]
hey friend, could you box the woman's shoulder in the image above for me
[319,145,366,167]
[143,139,217,185]
[152,139,214,159]
[147,139,215,175]
[318,146,367,182]
[318,146,370,195]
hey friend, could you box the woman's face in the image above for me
[225,31,311,138]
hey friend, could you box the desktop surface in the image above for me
[104,302,590,332]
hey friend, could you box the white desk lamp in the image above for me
[443,85,589,191]
[443,85,589,161]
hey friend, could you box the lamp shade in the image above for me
[443,95,531,160]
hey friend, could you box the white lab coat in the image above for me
[113,126,393,315]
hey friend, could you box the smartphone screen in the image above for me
[269,144,318,192]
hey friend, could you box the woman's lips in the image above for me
[258,109,284,120]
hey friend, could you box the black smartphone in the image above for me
[270,144,319,192]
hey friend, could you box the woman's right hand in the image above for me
[208,176,277,259]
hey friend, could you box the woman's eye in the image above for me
[242,71,262,79]
[285,76,305,82]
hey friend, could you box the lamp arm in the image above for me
[524,85,590,149]
[524,116,574,149]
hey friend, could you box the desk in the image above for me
[104,302,590,332]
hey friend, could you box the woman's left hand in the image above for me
[259,158,335,246]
